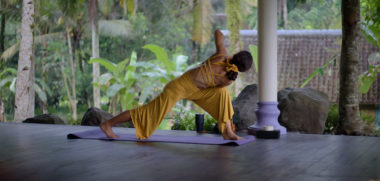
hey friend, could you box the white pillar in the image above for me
[248,0,286,135]
[258,0,277,102]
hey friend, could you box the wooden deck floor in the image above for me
[0,123,379,181]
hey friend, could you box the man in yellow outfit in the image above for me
[100,30,253,140]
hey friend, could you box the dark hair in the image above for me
[226,50,253,80]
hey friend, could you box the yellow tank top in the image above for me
[199,54,238,87]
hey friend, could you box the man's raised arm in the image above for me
[215,30,227,55]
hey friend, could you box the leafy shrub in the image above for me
[324,104,339,134]
[325,103,379,135]
[171,109,217,132]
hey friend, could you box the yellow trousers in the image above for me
[130,71,234,139]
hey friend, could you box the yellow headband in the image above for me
[226,58,239,72]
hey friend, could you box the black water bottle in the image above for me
[195,114,204,132]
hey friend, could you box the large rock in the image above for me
[278,88,329,134]
[80,107,129,127]
[81,107,113,126]
[23,114,65,124]
[232,84,258,131]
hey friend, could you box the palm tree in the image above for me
[14,0,35,122]
[337,0,362,135]
[89,0,100,108]
[56,0,89,121]
[0,0,22,121]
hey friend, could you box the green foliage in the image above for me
[57,0,86,21]
[361,0,380,48]
[286,0,341,29]
[0,67,49,104]
[359,64,380,94]
[90,52,138,110]
[324,104,379,134]
[171,109,217,132]
[240,0,257,29]
[142,44,190,79]
[360,0,380,94]
[172,111,196,131]
[1,32,64,62]
[324,104,339,134]
[0,67,17,97]
[361,111,376,124]
[143,44,174,72]
[91,44,190,110]
[157,119,174,130]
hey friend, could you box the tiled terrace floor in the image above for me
[0,123,379,181]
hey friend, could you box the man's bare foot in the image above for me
[222,131,243,140]
[222,121,244,140]
[100,122,119,138]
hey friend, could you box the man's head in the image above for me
[230,50,253,72]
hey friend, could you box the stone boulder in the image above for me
[80,107,128,127]
[278,88,329,134]
[81,107,113,126]
[23,114,65,124]
[232,84,258,131]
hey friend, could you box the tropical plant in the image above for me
[90,44,191,116]
[14,0,35,122]
[361,0,380,48]
[324,104,339,134]
[286,0,341,29]
[89,52,138,113]
[171,109,217,132]
[0,67,50,106]
[0,68,17,91]
[359,63,379,94]
[136,44,191,105]
[359,0,380,94]
[0,67,17,121]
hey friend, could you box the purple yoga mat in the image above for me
[67,128,255,146]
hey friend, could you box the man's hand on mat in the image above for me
[100,122,120,138]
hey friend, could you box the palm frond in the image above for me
[0,68,17,78]
[0,42,19,62]
[1,32,64,62]
[98,20,131,37]
[0,7,21,21]
[35,78,52,96]
[191,0,214,47]
[57,0,86,20]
